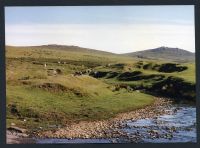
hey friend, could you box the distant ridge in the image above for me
[20,44,116,56]
[122,46,195,62]
[6,45,195,62]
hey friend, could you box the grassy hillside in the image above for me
[122,46,195,62]
[7,75,154,129]
[6,45,195,131]
[6,46,154,130]
[91,61,195,102]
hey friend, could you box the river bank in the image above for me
[8,97,196,143]
[35,97,173,139]
[7,97,174,143]
[35,105,196,143]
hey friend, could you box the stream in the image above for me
[36,105,196,143]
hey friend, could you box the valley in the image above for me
[6,45,196,143]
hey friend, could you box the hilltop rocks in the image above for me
[124,46,195,62]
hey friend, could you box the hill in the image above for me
[7,44,116,56]
[122,46,195,62]
[6,45,195,135]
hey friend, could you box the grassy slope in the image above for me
[94,60,195,83]
[122,47,195,62]
[6,46,195,131]
[94,60,195,102]
[6,46,155,130]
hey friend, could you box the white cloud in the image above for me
[5,23,195,53]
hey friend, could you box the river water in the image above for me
[36,105,196,143]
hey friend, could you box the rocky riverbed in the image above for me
[7,98,196,144]
[114,106,196,143]
[35,98,172,139]
[35,105,196,143]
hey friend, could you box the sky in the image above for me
[5,6,195,53]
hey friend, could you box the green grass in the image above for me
[6,45,195,131]
[7,78,154,130]
[94,61,195,83]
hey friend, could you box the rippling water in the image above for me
[36,106,196,143]
[119,106,196,143]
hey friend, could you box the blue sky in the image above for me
[5,6,195,53]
